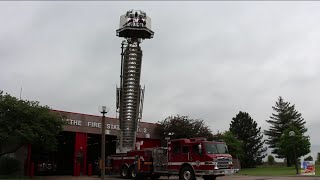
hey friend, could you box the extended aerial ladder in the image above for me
[116,10,154,153]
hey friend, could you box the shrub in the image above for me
[304,155,313,161]
[267,155,275,166]
[0,156,21,175]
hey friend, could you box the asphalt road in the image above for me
[29,175,320,180]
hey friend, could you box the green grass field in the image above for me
[238,165,320,176]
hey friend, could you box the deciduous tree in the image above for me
[213,131,244,160]
[0,91,65,158]
[156,115,214,145]
[277,127,310,172]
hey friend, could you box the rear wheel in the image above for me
[179,166,195,180]
[203,175,217,180]
[120,165,129,178]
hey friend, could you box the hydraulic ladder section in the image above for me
[116,39,145,153]
[116,10,154,153]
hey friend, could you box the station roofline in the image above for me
[51,109,158,125]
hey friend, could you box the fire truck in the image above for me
[106,137,234,180]
[110,10,234,180]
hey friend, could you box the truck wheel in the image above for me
[128,166,136,178]
[120,165,129,178]
[179,166,195,180]
[203,175,217,180]
[151,174,161,180]
[135,173,146,180]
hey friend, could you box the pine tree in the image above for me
[230,111,267,168]
[265,96,309,166]
[316,152,320,164]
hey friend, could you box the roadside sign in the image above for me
[301,161,316,175]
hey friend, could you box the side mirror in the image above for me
[198,144,202,155]
[225,145,229,153]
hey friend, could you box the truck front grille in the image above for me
[217,157,231,169]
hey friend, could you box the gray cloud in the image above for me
[1,2,320,156]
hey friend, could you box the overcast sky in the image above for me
[1,2,320,158]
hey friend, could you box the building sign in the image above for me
[66,119,82,126]
[301,161,316,175]
[64,119,148,133]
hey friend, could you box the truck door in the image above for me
[168,142,181,171]
[181,145,190,162]
[191,143,204,171]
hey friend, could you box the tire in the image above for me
[135,173,147,180]
[120,165,129,178]
[203,175,217,180]
[151,174,161,180]
[128,166,136,179]
[179,166,195,180]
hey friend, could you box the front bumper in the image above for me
[196,169,235,176]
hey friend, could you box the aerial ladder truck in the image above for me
[115,9,154,154]
[107,10,235,180]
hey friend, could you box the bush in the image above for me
[267,155,275,166]
[0,156,21,175]
[304,155,313,161]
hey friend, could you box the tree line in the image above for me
[0,90,313,169]
[0,91,65,158]
[157,96,311,168]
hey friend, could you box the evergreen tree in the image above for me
[316,152,320,164]
[230,111,267,168]
[265,96,308,166]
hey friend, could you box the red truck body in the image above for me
[106,138,234,180]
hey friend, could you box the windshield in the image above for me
[204,142,228,154]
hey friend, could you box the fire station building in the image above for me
[25,110,161,176]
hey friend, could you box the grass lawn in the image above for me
[238,165,320,176]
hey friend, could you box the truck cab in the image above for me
[166,138,234,180]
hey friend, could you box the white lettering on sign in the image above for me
[137,127,147,133]
[64,118,148,133]
[65,119,82,126]
[87,122,101,128]
[106,124,119,130]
